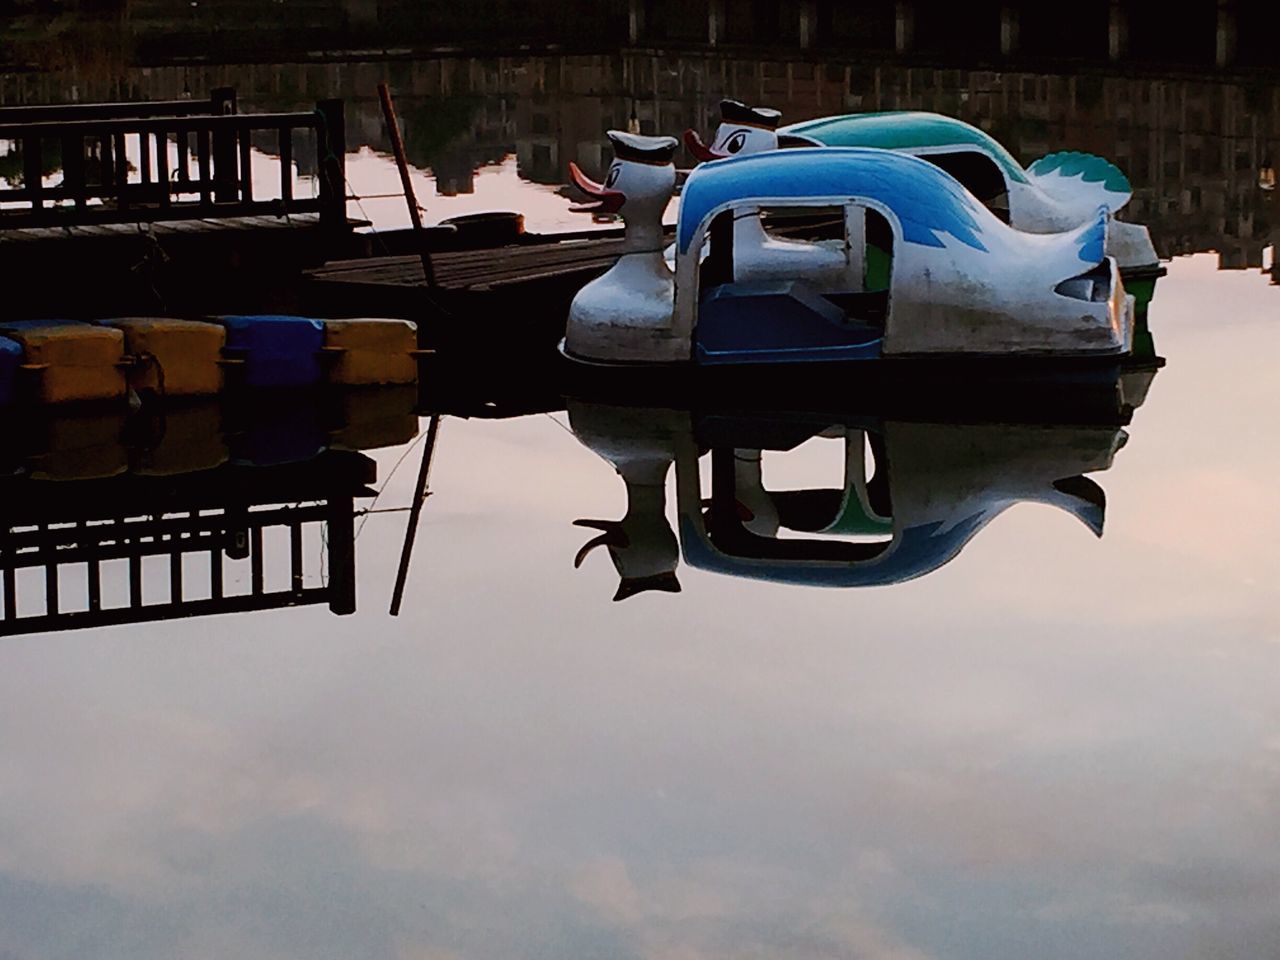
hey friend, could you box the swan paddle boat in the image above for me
[686,103,1161,354]
[566,399,1131,593]
[688,103,1160,275]
[565,131,1141,381]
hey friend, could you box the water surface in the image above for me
[0,36,1278,960]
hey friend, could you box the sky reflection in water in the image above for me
[0,254,1277,959]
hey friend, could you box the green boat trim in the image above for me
[780,111,1031,186]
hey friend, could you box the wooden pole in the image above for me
[389,414,442,616]
[377,81,437,287]
[316,98,347,232]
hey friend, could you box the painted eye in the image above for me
[724,130,749,154]
[605,165,621,188]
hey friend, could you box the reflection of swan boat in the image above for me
[567,398,1135,596]
[680,414,1120,588]
[564,130,1159,396]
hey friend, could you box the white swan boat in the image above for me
[565,130,1139,375]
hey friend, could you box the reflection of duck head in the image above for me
[568,403,685,602]
[684,99,781,161]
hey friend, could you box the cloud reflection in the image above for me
[0,258,1279,958]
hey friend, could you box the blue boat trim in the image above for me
[679,510,988,588]
[678,147,990,255]
[1075,208,1108,265]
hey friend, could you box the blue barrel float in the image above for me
[0,336,21,406]
[212,315,326,389]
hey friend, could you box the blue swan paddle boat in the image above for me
[565,131,1136,373]
[686,102,1161,279]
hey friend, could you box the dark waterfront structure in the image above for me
[2,1,1277,72]
[1,54,1274,270]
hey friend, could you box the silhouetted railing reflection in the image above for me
[0,383,427,636]
[0,451,375,636]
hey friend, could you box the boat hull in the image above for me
[556,341,1163,425]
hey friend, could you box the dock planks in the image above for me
[0,212,337,244]
[308,235,628,294]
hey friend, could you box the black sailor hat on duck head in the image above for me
[606,130,680,164]
[718,99,782,130]
[683,100,783,161]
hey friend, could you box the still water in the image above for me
[2,42,1280,960]
[1,262,1277,957]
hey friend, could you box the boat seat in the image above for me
[696,280,882,365]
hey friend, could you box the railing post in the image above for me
[895,0,914,52]
[22,136,42,212]
[326,495,357,615]
[315,98,346,231]
[61,134,85,210]
[1216,0,1236,69]
[211,86,238,202]
[628,0,646,43]
[1000,4,1019,56]
[1108,0,1128,61]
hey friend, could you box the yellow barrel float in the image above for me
[26,411,129,481]
[0,320,127,404]
[100,317,227,397]
[321,318,419,385]
[131,401,230,476]
[329,385,420,451]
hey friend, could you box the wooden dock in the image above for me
[305,213,841,349]
[0,211,334,244]
[305,233,631,347]
[310,234,625,294]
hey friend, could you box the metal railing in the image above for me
[0,94,346,230]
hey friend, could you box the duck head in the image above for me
[568,130,678,229]
[684,99,782,162]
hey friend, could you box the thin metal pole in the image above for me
[390,415,442,616]
[377,82,437,288]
